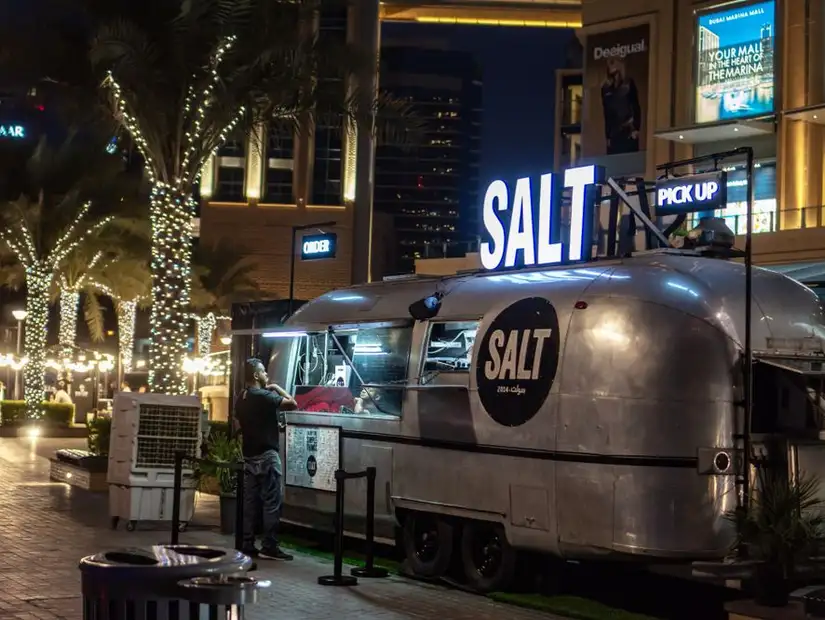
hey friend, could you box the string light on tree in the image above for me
[103,36,247,395]
[117,300,137,374]
[58,252,104,350]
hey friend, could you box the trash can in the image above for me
[78,545,255,619]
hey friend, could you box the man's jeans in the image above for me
[242,450,283,551]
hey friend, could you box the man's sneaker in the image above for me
[259,547,293,561]
[241,546,260,558]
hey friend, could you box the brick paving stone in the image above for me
[0,437,563,619]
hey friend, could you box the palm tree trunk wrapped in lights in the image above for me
[93,0,420,393]
[196,312,218,358]
[117,300,138,374]
[58,290,81,349]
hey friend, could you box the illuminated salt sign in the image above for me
[480,164,604,271]
[0,125,25,139]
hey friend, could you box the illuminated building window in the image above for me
[216,131,245,202]
[310,2,346,206]
[688,161,777,234]
[265,119,294,203]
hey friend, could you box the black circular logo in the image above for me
[475,297,561,427]
[306,455,318,478]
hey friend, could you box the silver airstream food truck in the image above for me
[237,163,825,592]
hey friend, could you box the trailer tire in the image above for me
[402,512,454,578]
[460,521,516,593]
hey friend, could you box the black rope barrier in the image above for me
[318,466,388,587]
[171,451,245,552]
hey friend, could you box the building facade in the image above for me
[374,39,482,277]
[573,0,825,278]
[198,1,372,300]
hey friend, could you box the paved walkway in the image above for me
[0,437,562,620]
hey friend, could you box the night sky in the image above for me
[383,23,580,192]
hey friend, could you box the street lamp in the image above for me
[288,221,337,316]
[11,309,27,399]
[220,336,232,346]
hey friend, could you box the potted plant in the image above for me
[200,432,242,535]
[727,464,825,607]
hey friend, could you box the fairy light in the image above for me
[117,300,137,374]
[196,312,218,357]
[59,289,80,349]
[104,35,245,395]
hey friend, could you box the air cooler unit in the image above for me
[108,393,202,531]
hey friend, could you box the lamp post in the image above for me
[11,309,27,400]
[288,221,337,316]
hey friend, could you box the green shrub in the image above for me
[207,420,230,440]
[87,415,112,456]
[0,401,74,426]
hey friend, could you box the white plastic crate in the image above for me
[107,393,202,531]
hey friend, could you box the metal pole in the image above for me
[317,469,357,586]
[333,472,345,580]
[14,320,22,400]
[742,147,754,513]
[234,464,245,552]
[171,451,183,545]
[288,226,297,317]
[352,467,388,578]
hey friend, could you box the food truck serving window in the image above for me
[286,324,413,417]
[423,321,478,373]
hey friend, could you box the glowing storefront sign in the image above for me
[480,164,604,271]
[0,125,25,139]
[300,233,337,261]
[695,0,775,123]
[655,171,728,216]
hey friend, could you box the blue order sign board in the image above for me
[301,233,337,261]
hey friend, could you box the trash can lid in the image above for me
[176,575,270,606]
[79,545,252,583]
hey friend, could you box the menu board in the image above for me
[285,425,340,492]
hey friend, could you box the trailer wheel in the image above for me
[402,513,454,578]
[460,521,515,593]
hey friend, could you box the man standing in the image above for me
[234,358,298,560]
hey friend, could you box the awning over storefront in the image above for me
[784,104,825,126]
[655,117,775,144]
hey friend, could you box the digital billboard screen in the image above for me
[695,0,775,124]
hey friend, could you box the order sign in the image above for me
[475,297,560,427]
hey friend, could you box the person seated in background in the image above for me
[120,381,131,392]
[54,381,73,405]
[354,386,383,414]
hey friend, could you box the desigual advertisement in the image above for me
[583,25,650,157]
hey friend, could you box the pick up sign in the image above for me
[655,171,727,216]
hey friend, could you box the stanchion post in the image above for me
[318,469,357,586]
[234,463,245,552]
[352,467,389,578]
[171,451,184,545]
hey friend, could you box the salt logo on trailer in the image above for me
[476,297,561,427]
[306,455,318,478]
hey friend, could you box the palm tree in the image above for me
[0,121,144,418]
[53,210,149,349]
[90,259,151,374]
[191,240,263,357]
[90,0,418,393]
